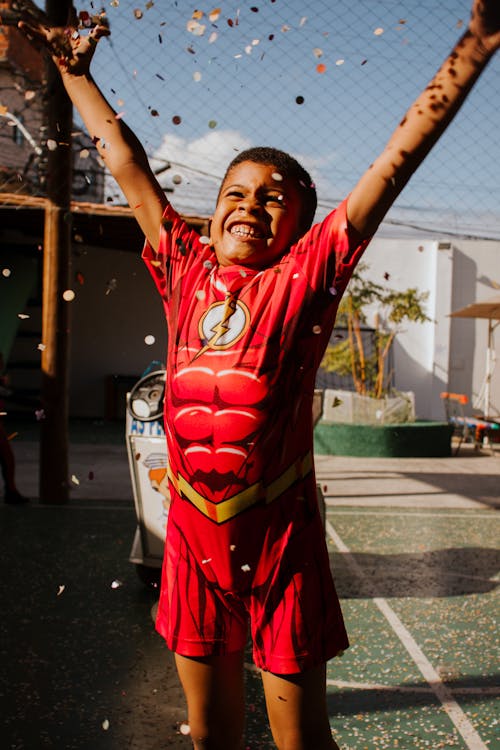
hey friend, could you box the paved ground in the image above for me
[1,420,498,749]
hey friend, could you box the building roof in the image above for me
[0,192,208,251]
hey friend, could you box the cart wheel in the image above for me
[135,563,161,589]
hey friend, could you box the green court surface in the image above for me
[325,507,499,750]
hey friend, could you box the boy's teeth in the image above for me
[231,225,261,238]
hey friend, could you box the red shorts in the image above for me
[155,511,349,674]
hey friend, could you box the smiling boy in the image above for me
[18,2,500,748]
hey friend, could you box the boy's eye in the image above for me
[265,194,285,205]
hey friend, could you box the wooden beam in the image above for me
[39,0,73,504]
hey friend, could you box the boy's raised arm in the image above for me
[347,0,500,239]
[18,15,167,252]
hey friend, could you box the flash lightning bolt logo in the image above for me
[194,295,250,360]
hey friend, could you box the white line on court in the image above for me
[326,508,498,520]
[326,520,489,750]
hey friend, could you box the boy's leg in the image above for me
[174,650,246,750]
[261,663,340,750]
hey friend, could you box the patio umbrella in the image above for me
[450,295,500,417]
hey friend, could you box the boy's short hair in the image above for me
[219,146,317,236]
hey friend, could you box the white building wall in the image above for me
[361,236,500,420]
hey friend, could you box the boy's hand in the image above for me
[469,0,500,54]
[18,9,110,77]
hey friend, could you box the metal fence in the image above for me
[5,1,500,238]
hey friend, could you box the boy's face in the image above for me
[210,161,302,269]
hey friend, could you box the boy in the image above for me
[19,3,499,748]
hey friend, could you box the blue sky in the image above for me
[34,1,500,237]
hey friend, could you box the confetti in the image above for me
[209,8,221,23]
[2,268,11,277]
[374,27,384,36]
[71,474,80,485]
[25,90,36,101]
[47,139,58,151]
[208,120,217,129]
[179,723,191,736]
[199,235,210,245]
[316,63,326,74]
[295,96,304,105]
[63,289,75,302]
[241,563,251,572]
[18,313,30,319]
[312,325,322,334]
[335,59,345,66]
[313,47,323,58]
[195,290,206,300]
[144,335,155,346]
[57,585,65,596]
[272,172,283,181]
[35,409,45,421]
[193,71,202,82]
[37,343,46,351]
[187,19,206,36]
[172,115,182,125]
[208,31,218,43]
[133,9,143,20]
[172,174,182,185]
[202,558,212,564]
[102,719,110,731]
[111,579,123,589]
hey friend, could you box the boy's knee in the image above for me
[188,720,244,750]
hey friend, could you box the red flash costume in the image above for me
[143,198,371,673]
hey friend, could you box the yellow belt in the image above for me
[167,451,313,524]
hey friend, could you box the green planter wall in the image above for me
[314,420,453,458]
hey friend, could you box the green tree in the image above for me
[321,264,430,398]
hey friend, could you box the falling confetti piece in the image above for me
[150,109,159,117]
[102,719,110,731]
[209,8,221,23]
[202,558,212,564]
[111,579,123,589]
[180,723,191,736]
[192,9,204,20]
[199,235,210,245]
[144,335,155,346]
[241,563,251,572]
[106,278,117,294]
[208,120,217,129]
[208,31,218,43]
[230,544,236,551]
[272,172,283,181]
[35,409,46,421]
[374,27,384,36]
[57,585,65,596]
[312,325,322,334]
[203,260,213,270]
[133,9,143,20]
[18,313,30,319]
[172,115,182,125]
[195,290,206,300]
[335,58,345,66]
[316,63,326,73]
[295,96,304,105]
[187,19,206,36]
[63,289,75,302]
[47,139,58,150]
[37,343,46,351]
[2,268,12,277]
[193,71,202,82]
[313,47,323,58]
[172,174,182,185]
[71,474,80,485]
[25,90,35,101]
[329,286,337,296]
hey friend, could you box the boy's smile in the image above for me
[210,161,302,269]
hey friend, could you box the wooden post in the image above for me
[39,0,73,503]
